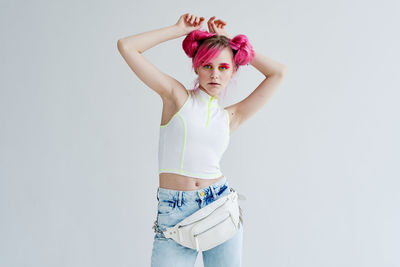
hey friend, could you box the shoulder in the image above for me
[162,86,191,110]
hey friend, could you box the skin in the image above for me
[195,47,237,99]
[158,48,237,191]
[117,13,288,191]
[159,17,238,191]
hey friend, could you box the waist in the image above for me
[159,172,225,191]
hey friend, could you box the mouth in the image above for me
[209,82,220,85]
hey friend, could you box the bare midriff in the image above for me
[159,172,224,191]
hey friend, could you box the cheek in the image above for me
[198,72,207,80]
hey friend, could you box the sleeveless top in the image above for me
[158,88,230,179]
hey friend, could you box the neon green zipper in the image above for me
[206,96,214,127]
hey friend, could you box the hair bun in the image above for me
[229,34,255,66]
[182,29,216,58]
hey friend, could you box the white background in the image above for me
[1,0,399,266]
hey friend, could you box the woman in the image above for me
[117,13,287,267]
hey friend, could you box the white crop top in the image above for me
[158,88,230,179]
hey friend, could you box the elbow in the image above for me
[275,66,288,78]
[267,67,288,79]
[117,39,125,52]
[280,65,288,76]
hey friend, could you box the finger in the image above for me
[216,19,226,26]
[199,18,205,26]
[208,23,214,33]
[211,22,217,33]
[209,21,216,33]
[216,20,226,26]
[192,16,198,24]
[207,19,213,31]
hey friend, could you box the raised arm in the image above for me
[206,16,288,133]
[117,14,205,100]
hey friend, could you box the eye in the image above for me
[219,66,228,70]
[203,65,211,69]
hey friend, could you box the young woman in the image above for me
[117,13,287,267]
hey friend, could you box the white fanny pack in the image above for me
[162,187,246,252]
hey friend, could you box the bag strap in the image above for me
[230,187,246,201]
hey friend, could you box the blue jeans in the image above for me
[151,176,244,267]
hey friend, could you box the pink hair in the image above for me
[182,29,255,73]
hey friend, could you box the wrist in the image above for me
[171,24,187,37]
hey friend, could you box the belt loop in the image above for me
[209,185,217,200]
[177,191,183,207]
[157,188,159,201]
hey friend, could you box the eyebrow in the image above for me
[204,63,231,66]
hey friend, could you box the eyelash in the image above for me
[203,65,229,70]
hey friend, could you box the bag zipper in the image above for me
[177,197,231,229]
[193,214,231,237]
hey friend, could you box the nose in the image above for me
[211,69,219,78]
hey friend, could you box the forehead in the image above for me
[207,47,233,64]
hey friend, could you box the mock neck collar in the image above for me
[196,88,218,103]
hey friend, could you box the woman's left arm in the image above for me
[225,52,288,133]
[250,51,288,78]
[207,16,288,132]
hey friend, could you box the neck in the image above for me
[199,86,219,99]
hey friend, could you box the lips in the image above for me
[209,82,220,85]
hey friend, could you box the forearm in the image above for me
[117,25,186,53]
[249,51,287,77]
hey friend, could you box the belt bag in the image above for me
[162,187,246,252]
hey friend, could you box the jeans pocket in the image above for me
[157,199,178,216]
[216,184,230,197]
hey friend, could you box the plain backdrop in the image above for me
[1,0,399,266]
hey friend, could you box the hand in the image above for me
[175,13,205,35]
[207,16,231,39]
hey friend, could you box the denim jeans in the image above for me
[151,176,244,267]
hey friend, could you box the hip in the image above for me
[153,176,231,238]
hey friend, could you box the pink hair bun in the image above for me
[229,34,255,66]
[182,29,216,58]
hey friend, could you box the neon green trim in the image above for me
[206,96,214,127]
[177,113,187,171]
[194,91,218,107]
[160,90,191,128]
[159,169,223,179]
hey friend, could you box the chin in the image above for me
[207,87,221,95]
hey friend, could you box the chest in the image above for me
[161,99,232,132]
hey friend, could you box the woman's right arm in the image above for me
[117,24,186,99]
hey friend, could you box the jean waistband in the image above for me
[157,176,229,202]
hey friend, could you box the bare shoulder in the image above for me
[159,84,190,126]
[162,84,189,107]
